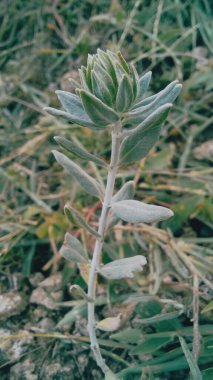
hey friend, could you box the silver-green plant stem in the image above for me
[87,125,121,374]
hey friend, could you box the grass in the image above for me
[0,0,212,379]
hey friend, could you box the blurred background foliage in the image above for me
[0,0,213,379]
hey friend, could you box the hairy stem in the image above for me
[87,126,121,374]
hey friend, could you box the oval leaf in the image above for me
[116,74,133,112]
[111,200,174,224]
[54,136,107,168]
[60,232,87,263]
[107,181,135,230]
[64,203,101,238]
[96,314,122,332]
[99,255,147,279]
[79,89,119,126]
[138,71,152,98]
[112,181,135,203]
[52,150,103,199]
[44,107,101,130]
[120,104,172,164]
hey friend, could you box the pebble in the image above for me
[0,292,27,320]
[39,272,62,292]
[30,287,62,310]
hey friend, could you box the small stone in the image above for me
[39,273,62,292]
[43,363,71,380]
[32,307,48,322]
[29,272,44,288]
[0,330,33,366]
[30,287,59,310]
[10,359,37,380]
[0,292,27,320]
[37,318,55,331]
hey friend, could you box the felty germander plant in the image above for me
[45,49,182,379]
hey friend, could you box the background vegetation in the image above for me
[0,0,212,379]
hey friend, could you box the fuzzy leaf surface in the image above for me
[60,232,87,263]
[111,200,174,224]
[116,75,133,112]
[52,150,103,199]
[79,89,119,126]
[120,104,172,164]
[64,203,101,238]
[138,71,152,98]
[128,81,181,125]
[54,136,107,167]
[99,255,147,279]
[44,107,99,130]
[107,181,135,230]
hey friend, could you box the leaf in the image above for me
[52,150,103,199]
[107,181,135,230]
[120,103,172,164]
[130,64,140,99]
[117,51,130,74]
[138,71,152,98]
[54,136,107,167]
[112,181,135,203]
[111,200,174,224]
[64,203,101,238]
[99,255,147,279]
[96,314,122,332]
[128,81,182,126]
[97,49,118,87]
[70,284,93,302]
[79,89,119,126]
[91,69,113,106]
[58,303,87,326]
[179,336,202,380]
[46,90,101,129]
[132,336,173,355]
[126,84,182,126]
[110,328,141,344]
[134,80,178,109]
[116,75,133,112]
[44,107,100,130]
[60,232,87,263]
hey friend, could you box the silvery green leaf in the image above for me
[85,64,93,92]
[70,285,93,302]
[52,150,103,199]
[117,51,130,74]
[97,49,118,87]
[138,71,152,98]
[130,64,140,100]
[64,203,101,238]
[116,75,133,112]
[111,200,174,224]
[99,255,147,279]
[91,69,113,106]
[107,181,135,230]
[54,136,107,168]
[120,104,172,164]
[56,90,95,124]
[60,232,87,263]
[93,63,116,99]
[78,66,90,90]
[129,81,181,126]
[112,181,135,203]
[79,89,119,126]
[44,107,102,130]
